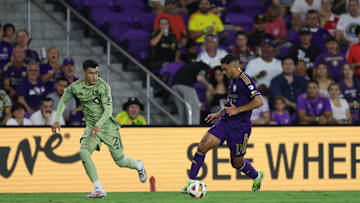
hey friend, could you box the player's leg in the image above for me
[79,135,106,198]
[101,130,147,183]
[182,131,221,193]
[229,132,264,192]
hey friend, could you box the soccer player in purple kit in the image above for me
[182,54,265,193]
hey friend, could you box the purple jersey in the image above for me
[339,79,360,102]
[222,72,261,126]
[208,72,260,157]
[40,63,58,92]
[271,111,291,124]
[3,62,27,88]
[0,41,13,70]
[16,78,48,110]
[314,51,346,82]
[297,94,332,117]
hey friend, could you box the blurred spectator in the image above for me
[153,0,188,44]
[303,9,331,51]
[333,0,347,15]
[339,63,360,123]
[61,58,79,84]
[329,83,352,124]
[40,47,61,92]
[295,60,311,79]
[246,38,282,88]
[206,66,228,113]
[180,40,198,63]
[314,63,334,97]
[115,97,146,125]
[247,14,275,48]
[315,36,346,82]
[16,29,40,63]
[265,4,287,44]
[319,0,339,36]
[196,34,227,67]
[335,0,360,44]
[67,106,85,126]
[2,45,27,99]
[149,18,180,73]
[269,57,307,110]
[251,95,270,124]
[0,89,12,125]
[270,96,292,124]
[172,62,212,124]
[17,61,48,114]
[188,0,224,43]
[0,27,13,71]
[30,97,65,125]
[230,31,258,68]
[2,23,16,44]
[346,26,360,77]
[273,0,295,17]
[47,77,77,122]
[291,0,321,31]
[6,103,32,126]
[297,80,333,124]
[288,26,322,70]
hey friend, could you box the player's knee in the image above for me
[197,143,209,154]
[231,157,244,169]
[79,147,91,160]
[114,155,128,167]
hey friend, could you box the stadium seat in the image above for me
[235,0,265,10]
[109,24,133,40]
[225,13,253,31]
[89,8,114,27]
[134,13,157,33]
[286,30,298,44]
[83,0,114,8]
[114,0,145,12]
[159,62,184,86]
[276,46,290,60]
[100,13,133,31]
[117,29,150,61]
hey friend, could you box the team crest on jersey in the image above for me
[233,84,237,92]
[92,97,100,104]
[317,103,323,109]
[248,85,254,90]
[93,90,99,95]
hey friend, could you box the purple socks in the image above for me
[240,160,258,179]
[189,151,205,179]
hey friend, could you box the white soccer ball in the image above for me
[186,180,207,199]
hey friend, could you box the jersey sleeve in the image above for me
[240,74,261,99]
[95,82,113,127]
[324,98,332,113]
[55,85,74,123]
[296,95,306,111]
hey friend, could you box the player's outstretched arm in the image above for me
[205,108,225,123]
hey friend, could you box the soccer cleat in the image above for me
[180,179,193,194]
[86,187,106,198]
[137,160,147,183]
[252,171,264,193]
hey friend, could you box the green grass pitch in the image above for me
[0,191,359,203]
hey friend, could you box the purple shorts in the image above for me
[208,119,251,157]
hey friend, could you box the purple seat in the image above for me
[117,29,150,60]
[128,43,150,61]
[83,0,114,8]
[159,62,184,85]
[223,29,237,46]
[276,46,289,60]
[286,30,298,43]
[134,13,156,32]
[69,0,84,10]
[90,8,114,26]
[235,0,264,10]
[225,13,253,28]
[109,24,132,39]
[100,13,133,28]
[243,9,263,18]
[114,0,145,12]
[121,9,145,16]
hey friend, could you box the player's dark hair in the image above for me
[307,80,319,87]
[281,57,294,65]
[40,97,53,106]
[306,9,319,16]
[83,59,98,71]
[56,76,68,84]
[220,54,239,65]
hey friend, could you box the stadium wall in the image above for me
[1,127,360,193]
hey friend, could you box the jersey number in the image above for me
[235,133,249,155]
[112,136,122,150]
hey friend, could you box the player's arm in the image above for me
[52,85,74,133]
[205,108,225,123]
[298,110,316,124]
[94,83,112,128]
[239,95,263,113]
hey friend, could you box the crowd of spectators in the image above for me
[1,0,360,126]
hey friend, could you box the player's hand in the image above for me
[205,113,220,124]
[318,115,327,124]
[225,102,240,116]
[90,125,100,137]
[51,122,61,134]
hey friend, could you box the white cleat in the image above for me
[137,160,147,183]
[86,187,106,198]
